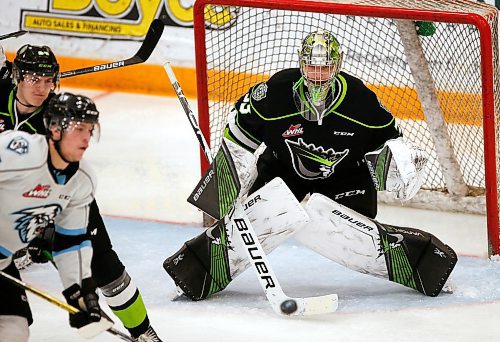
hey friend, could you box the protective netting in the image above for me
[199,1,498,203]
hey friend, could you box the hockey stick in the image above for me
[0,270,135,341]
[163,62,338,316]
[60,18,164,78]
[0,30,27,40]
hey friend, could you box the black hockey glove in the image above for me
[27,221,55,263]
[62,278,102,329]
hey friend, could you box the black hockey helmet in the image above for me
[13,44,59,87]
[44,92,100,141]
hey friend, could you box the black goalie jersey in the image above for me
[225,69,402,217]
[225,68,401,182]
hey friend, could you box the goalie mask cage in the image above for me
[193,0,500,256]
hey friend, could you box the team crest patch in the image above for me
[23,184,52,198]
[251,83,268,101]
[285,138,348,179]
[13,204,62,243]
[8,136,29,154]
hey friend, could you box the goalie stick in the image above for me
[163,62,338,316]
[0,30,27,40]
[60,17,165,78]
[0,270,135,341]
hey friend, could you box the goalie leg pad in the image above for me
[377,222,457,296]
[164,177,309,300]
[163,220,231,300]
[296,193,457,296]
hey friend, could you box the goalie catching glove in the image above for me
[365,137,428,201]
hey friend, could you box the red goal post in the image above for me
[192,0,500,256]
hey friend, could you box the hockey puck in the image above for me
[280,299,298,314]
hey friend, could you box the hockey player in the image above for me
[0,44,56,135]
[0,44,162,341]
[0,92,104,341]
[164,30,456,301]
[0,44,12,79]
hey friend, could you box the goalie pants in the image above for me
[250,147,378,218]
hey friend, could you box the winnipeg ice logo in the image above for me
[8,136,29,154]
[13,204,61,243]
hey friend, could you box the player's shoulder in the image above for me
[267,68,301,86]
[336,71,395,127]
[0,130,47,170]
[76,158,98,191]
[338,71,371,93]
[247,68,300,118]
[251,68,300,98]
[0,79,15,101]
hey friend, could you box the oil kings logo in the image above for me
[21,1,239,39]
[285,138,348,180]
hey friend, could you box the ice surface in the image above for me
[16,88,500,341]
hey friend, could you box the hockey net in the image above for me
[193,0,500,255]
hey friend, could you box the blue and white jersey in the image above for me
[0,130,97,289]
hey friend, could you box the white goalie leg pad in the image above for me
[295,193,389,277]
[224,137,259,197]
[227,177,310,278]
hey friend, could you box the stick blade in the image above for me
[0,30,27,40]
[295,293,339,316]
[134,18,165,61]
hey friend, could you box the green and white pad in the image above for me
[295,193,457,296]
[227,177,309,278]
[164,177,310,300]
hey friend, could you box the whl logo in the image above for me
[282,124,304,138]
[23,184,51,198]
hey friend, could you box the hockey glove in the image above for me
[62,278,102,328]
[27,220,55,263]
[365,137,428,201]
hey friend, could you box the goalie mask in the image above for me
[44,92,100,142]
[13,44,60,89]
[298,30,343,120]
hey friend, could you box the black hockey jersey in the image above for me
[225,69,401,180]
[0,79,52,134]
[0,60,12,80]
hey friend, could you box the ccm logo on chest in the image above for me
[333,131,354,136]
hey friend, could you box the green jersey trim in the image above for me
[6,86,45,133]
[332,110,395,129]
